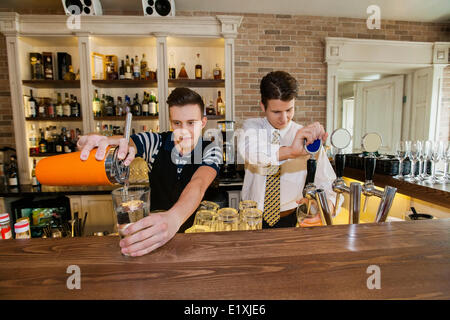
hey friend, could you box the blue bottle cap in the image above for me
[305,139,322,154]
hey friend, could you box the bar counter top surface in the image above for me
[0,219,449,300]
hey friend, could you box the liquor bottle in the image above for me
[43,52,54,80]
[141,92,149,116]
[30,53,44,80]
[133,55,141,80]
[63,93,71,117]
[125,55,132,80]
[95,122,102,134]
[106,56,118,80]
[70,129,76,151]
[169,52,176,79]
[31,159,40,189]
[55,128,63,153]
[133,93,142,116]
[206,100,216,115]
[105,96,115,116]
[195,53,202,79]
[131,58,135,79]
[28,124,38,156]
[141,53,149,80]
[100,94,107,117]
[119,60,125,80]
[93,89,101,117]
[47,99,55,118]
[7,155,19,188]
[29,90,37,118]
[63,65,76,81]
[39,128,47,154]
[216,90,225,116]
[71,95,80,117]
[124,95,131,114]
[213,63,222,80]
[178,62,188,79]
[149,91,157,116]
[55,92,63,118]
[64,128,72,153]
[116,96,124,116]
[57,52,72,80]
[46,126,55,153]
[38,97,46,118]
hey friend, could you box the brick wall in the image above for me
[0,9,449,150]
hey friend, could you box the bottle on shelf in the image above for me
[216,90,225,116]
[206,100,216,115]
[30,53,44,80]
[105,96,115,117]
[195,53,202,79]
[213,63,222,80]
[28,124,39,156]
[63,93,71,117]
[116,96,124,117]
[47,99,55,118]
[6,155,19,189]
[55,128,63,153]
[95,122,102,134]
[47,126,55,153]
[142,92,149,116]
[125,55,132,80]
[133,55,141,80]
[100,93,106,116]
[71,95,80,117]
[43,53,54,80]
[29,90,37,118]
[31,159,40,189]
[124,95,131,114]
[169,52,176,79]
[132,93,142,116]
[178,62,188,79]
[55,92,63,118]
[141,53,149,80]
[149,91,157,116]
[63,65,76,81]
[38,97,46,118]
[119,60,125,80]
[93,89,101,117]
[64,128,72,153]
[39,128,47,154]
[106,56,118,80]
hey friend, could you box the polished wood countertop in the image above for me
[0,219,449,300]
[343,167,450,209]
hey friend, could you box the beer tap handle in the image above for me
[335,153,345,179]
[306,158,317,185]
[364,156,376,182]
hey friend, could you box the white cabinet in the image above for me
[68,195,115,236]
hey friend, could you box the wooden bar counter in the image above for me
[0,219,449,300]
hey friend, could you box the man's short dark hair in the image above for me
[167,87,204,115]
[260,71,298,109]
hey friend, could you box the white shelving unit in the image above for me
[0,13,243,184]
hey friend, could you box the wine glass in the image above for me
[444,142,450,182]
[408,141,422,182]
[430,141,444,184]
[421,140,432,180]
[394,141,408,179]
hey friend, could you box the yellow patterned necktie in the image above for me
[263,130,281,226]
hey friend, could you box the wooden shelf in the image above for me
[206,115,225,120]
[94,115,158,121]
[25,117,82,122]
[29,152,67,157]
[92,79,158,88]
[22,80,80,88]
[168,79,225,88]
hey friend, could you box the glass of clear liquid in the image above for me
[112,185,150,254]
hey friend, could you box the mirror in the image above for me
[331,128,352,152]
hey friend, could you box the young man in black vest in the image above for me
[78,88,221,256]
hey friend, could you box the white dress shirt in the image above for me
[237,117,339,213]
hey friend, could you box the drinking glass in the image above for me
[421,140,432,180]
[216,208,239,232]
[193,209,215,232]
[394,141,408,179]
[407,141,422,182]
[430,141,444,184]
[240,208,262,231]
[111,185,150,255]
[238,200,257,224]
[444,142,450,182]
[198,200,220,212]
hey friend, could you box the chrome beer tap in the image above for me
[330,128,362,224]
[302,139,333,226]
[360,133,398,223]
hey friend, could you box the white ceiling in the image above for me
[1,0,449,22]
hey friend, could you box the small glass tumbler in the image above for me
[240,208,262,231]
[216,208,239,232]
[193,209,215,233]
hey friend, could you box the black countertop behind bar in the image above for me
[0,184,119,197]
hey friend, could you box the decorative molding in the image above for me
[433,42,450,64]
[217,15,243,39]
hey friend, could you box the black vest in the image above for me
[149,132,215,233]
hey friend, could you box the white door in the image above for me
[354,75,404,154]
[410,67,434,141]
[342,98,354,153]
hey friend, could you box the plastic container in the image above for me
[14,220,31,239]
[0,213,12,239]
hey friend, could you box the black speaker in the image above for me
[142,0,175,17]
[62,0,103,16]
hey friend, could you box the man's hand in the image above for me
[77,134,136,166]
[119,210,181,257]
[286,122,328,158]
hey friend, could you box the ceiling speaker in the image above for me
[62,0,103,16]
[142,0,176,17]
